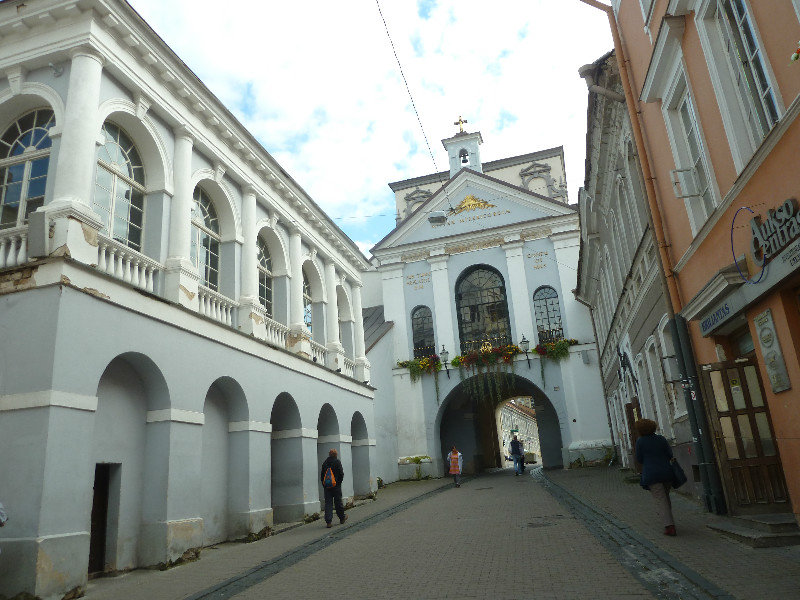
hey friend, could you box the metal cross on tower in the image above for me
[454,115,468,133]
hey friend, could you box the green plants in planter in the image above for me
[450,343,522,406]
[534,338,579,385]
[397,355,442,402]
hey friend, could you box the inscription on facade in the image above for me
[445,236,504,255]
[527,251,548,270]
[406,272,431,290]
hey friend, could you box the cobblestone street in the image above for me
[84,467,799,600]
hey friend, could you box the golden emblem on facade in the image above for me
[451,194,496,215]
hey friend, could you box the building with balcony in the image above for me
[575,51,698,491]
[588,0,800,519]
[361,127,611,481]
[0,1,374,597]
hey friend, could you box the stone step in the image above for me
[732,513,799,534]
[708,521,800,548]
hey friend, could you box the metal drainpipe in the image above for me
[578,0,727,513]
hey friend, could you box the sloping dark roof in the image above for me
[363,306,393,353]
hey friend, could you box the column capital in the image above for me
[69,45,105,66]
[243,185,257,198]
[173,124,195,144]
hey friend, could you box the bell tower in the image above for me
[443,117,483,178]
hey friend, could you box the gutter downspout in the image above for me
[578,0,726,514]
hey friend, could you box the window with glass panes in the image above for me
[190,187,220,290]
[93,122,146,251]
[0,109,54,229]
[717,0,778,140]
[455,266,512,353]
[257,237,273,317]
[411,305,435,358]
[533,286,563,343]
[303,272,313,332]
[678,89,715,221]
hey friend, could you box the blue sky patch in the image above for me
[496,110,518,131]
[411,33,423,57]
[417,0,436,19]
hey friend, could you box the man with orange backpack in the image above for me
[320,448,347,528]
[447,445,463,487]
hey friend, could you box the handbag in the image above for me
[670,458,687,489]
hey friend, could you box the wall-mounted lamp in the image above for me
[519,335,530,368]
[439,345,450,379]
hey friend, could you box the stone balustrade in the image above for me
[96,237,160,293]
[198,285,237,326]
[310,338,327,364]
[342,355,355,378]
[0,228,27,270]
[251,303,290,348]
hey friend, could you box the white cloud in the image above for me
[127,0,613,247]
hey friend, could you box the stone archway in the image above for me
[270,392,303,523]
[436,373,564,474]
[316,403,341,508]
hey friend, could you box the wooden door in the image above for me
[701,359,789,514]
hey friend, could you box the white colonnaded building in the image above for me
[0,1,375,598]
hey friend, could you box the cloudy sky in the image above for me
[127,0,614,255]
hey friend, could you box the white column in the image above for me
[381,264,408,360]
[240,187,258,301]
[427,253,456,356]
[51,48,104,208]
[38,47,105,264]
[324,259,345,369]
[167,129,194,263]
[552,231,592,342]
[503,239,535,345]
[352,281,370,382]
[238,187,266,337]
[287,229,311,356]
[324,261,340,347]
[163,127,199,309]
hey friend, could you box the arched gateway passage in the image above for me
[436,373,563,474]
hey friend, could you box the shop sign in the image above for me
[753,308,791,393]
[749,198,800,268]
[700,302,732,336]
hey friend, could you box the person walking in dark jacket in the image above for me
[635,419,677,536]
[509,435,524,476]
[320,448,347,528]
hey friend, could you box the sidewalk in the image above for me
[543,466,800,600]
[85,478,450,600]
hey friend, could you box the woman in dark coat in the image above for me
[635,418,677,536]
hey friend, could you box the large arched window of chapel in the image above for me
[533,286,563,343]
[455,266,512,354]
[411,305,434,358]
[257,237,273,317]
[303,271,313,333]
[93,122,146,251]
[0,108,55,229]
[191,187,221,291]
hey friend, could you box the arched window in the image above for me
[191,187,220,291]
[257,237,273,317]
[0,108,55,229]
[411,305,435,358]
[455,266,512,353]
[93,122,146,251]
[303,271,312,332]
[533,286,563,343]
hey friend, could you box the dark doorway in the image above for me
[89,463,111,575]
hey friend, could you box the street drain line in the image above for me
[532,468,735,600]
[184,480,461,600]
